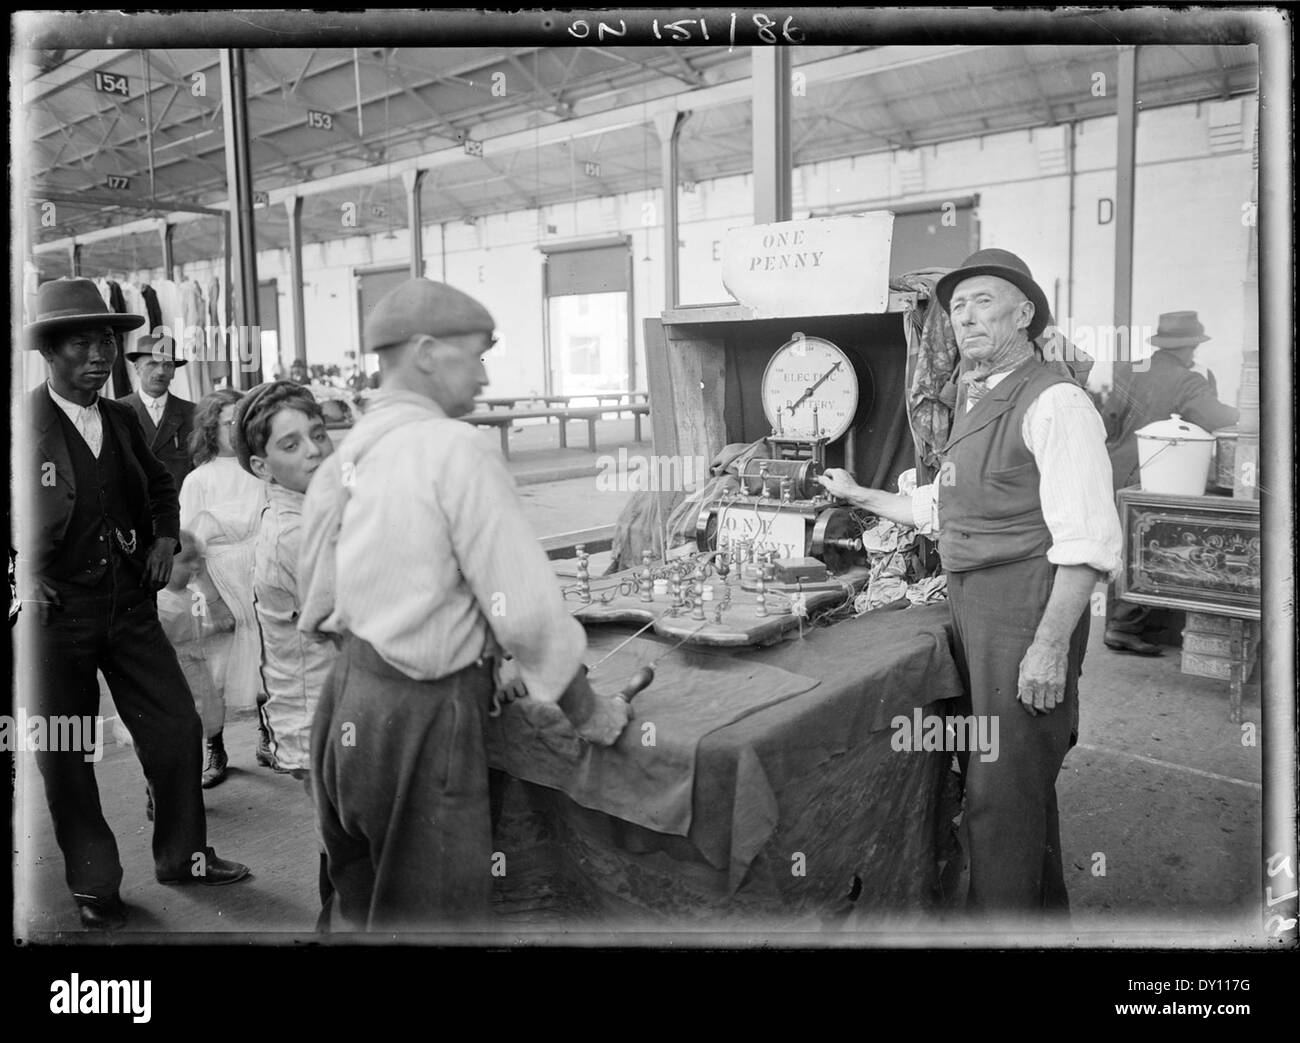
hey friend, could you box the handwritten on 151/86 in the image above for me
[566,13,803,46]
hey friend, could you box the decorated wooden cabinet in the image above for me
[1115,486,1261,720]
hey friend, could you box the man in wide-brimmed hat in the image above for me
[16,277,251,931]
[817,249,1123,923]
[119,333,197,491]
[1101,311,1239,655]
[296,277,629,931]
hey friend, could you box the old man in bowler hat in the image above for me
[816,249,1123,922]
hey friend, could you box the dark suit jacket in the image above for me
[119,391,196,492]
[22,386,181,581]
[1103,350,1240,491]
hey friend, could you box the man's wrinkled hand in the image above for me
[557,667,631,746]
[571,693,630,746]
[143,538,176,590]
[1017,639,1069,716]
[816,467,863,502]
[493,655,529,703]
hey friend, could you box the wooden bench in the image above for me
[464,403,650,459]
[476,391,650,423]
[540,524,616,561]
[463,408,558,458]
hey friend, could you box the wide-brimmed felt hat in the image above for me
[24,277,145,348]
[1149,310,1211,349]
[934,248,1052,341]
[125,333,188,366]
[364,278,495,352]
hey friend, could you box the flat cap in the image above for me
[363,278,495,352]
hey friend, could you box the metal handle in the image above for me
[618,665,655,702]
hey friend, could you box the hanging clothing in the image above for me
[105,280,133,400]
[181,277,207,368]
[152,280,184,344]
[141,283,163,335]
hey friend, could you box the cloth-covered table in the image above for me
[485,601,965,923]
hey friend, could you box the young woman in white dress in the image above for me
[180,389,274,785]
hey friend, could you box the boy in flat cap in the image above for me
[16,278,250,930]
[299,278,629,932]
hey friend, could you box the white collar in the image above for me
[138,388,169,410]
[47,382,98,414]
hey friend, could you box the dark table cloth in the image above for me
[486,601,965,921]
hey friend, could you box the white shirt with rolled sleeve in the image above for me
[299,389,586,704]
[909,373,1124,578]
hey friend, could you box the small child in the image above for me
[147,530,234,816]
[234,381,338,927]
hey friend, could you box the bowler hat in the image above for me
[1149,311,1211,349]
[934,248,1052,341]
[126,333,188,366]
[24,277,145,348]
[363,278,495,353]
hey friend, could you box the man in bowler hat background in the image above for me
[16,277,250,930]
[119,332,198,492]
[1101,311,1240,655]
[817,249,1123,922]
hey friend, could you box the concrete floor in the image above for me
[13,417,1266,945]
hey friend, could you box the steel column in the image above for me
[284,194,307,366]
[654,111,688,310]
[1258,15,1296,950]
[1111,46,1138,394]
[158,219,174,284]
[141,50,157,202]
[402,169,426,279]
[752,48,792,224]
[220,48,261,389]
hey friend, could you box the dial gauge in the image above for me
[761,334,859,442]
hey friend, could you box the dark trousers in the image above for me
[947,556,1090,918]
[311,635,495,932]
[1106,578,1149,634]
[21,588,208,900]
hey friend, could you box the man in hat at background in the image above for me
[1101,311,1239,655]
[16,277,251,930]
[297,278,629,931]
[817,249,1123,923]
[119,333,197,492]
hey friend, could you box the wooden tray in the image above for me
[566,566,870,647]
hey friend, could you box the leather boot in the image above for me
[201,731,229,788]
[256,721,276,768]
[1104,628,1164,656]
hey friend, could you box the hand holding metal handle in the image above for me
[618,665,655,702]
